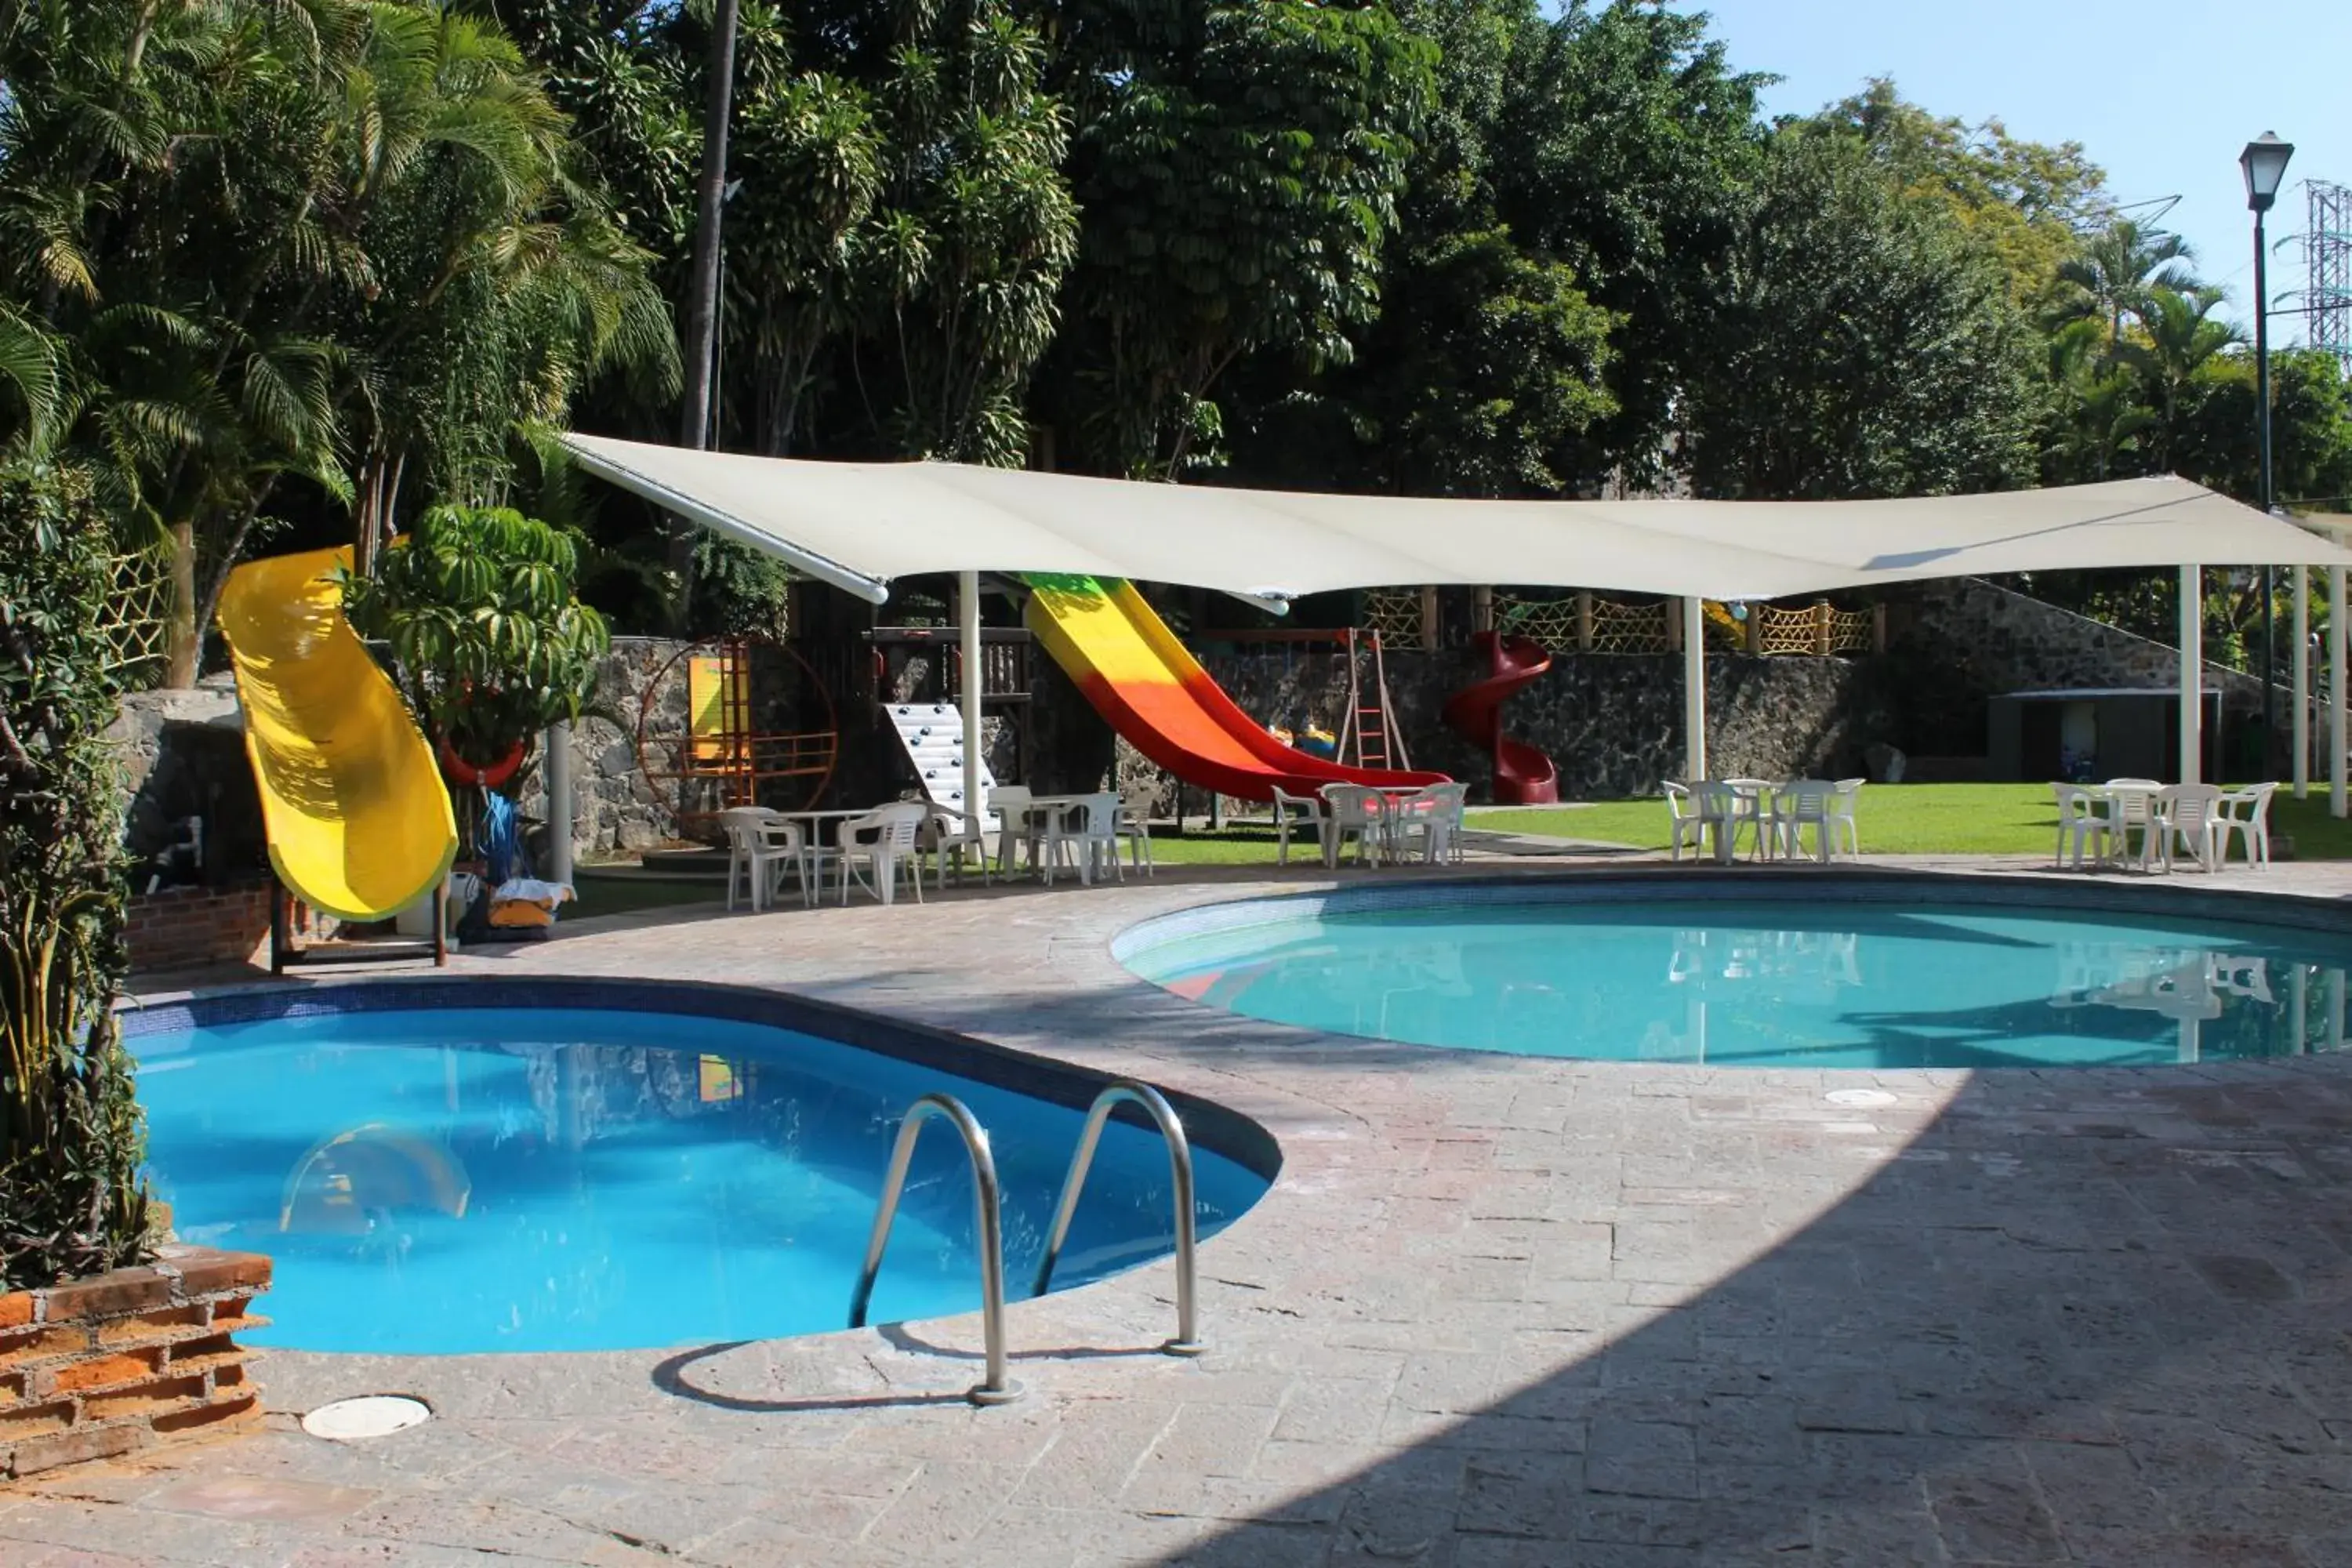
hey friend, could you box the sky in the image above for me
[1694,0,2352,344]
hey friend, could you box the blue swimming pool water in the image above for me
[131,1006,1269,1355]
[1120,896,2352,1069]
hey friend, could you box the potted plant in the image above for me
[342,504,610,793]
[2,463,270,1478]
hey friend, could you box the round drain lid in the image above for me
[302,1395,432,1442]
[1824,1088,1897,1109]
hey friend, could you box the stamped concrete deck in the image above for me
[11,854,2352,1565]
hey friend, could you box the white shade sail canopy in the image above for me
[562,432,2352,605]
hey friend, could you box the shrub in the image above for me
[342,504,611,775]
[0,463,151,1290]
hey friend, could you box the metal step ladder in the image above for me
[848,1080,1206,1407]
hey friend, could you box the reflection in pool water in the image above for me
[132,1006,1270,1355]
[1122,900,2352,1069]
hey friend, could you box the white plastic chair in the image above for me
[1829,779,1864,857]
[1319,783,1391,869]
[2155,784,2225,873]
[1271,786,1327,868]
[1664,782,1711,862]
[719,808,808,912]
[2212,782,2276,869]
[2103,780,2164,870]
[1116,790,1156,876]
[2052,784,2112,871]
[1773,780,1838,863]
[838,801,929,906]
[1392,782,1468,865]
[1042,793,1121,887]
[988,785,1037,877]
[923,804,992,891]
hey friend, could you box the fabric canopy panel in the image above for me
[562,433,2352,604]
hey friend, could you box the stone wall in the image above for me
[1882,578,2266,762]
[1111,644,1886,808]
[109,683,264,876]
[0,1247,270,1479]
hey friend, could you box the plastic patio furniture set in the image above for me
[2050,780,2275,873]
[1270,782,1472,869]
[1664,779,1864,866]
[719,789,1160,912]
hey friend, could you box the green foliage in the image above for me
[343,503,612,769]
[1040,0,1435,477]
[1682,126,2039,499]
[0,463,151,1290]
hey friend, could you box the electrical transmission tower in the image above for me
[2312,180,2352,374]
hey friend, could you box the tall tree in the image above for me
[1681,124,2039,499]
[1033,0,1434,477]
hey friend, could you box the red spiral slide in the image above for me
[1443,631,1559,804]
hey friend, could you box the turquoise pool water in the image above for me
[1120,898,2352,1069]
[131,1007,1269,1355]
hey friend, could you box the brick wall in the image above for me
[0,1247,270,1479]
[125,880,274,974]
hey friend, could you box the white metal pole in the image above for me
[2177,565,2201,785]
[960,570,983,835]
[2295,564,2310,797]
[2332,565,2347,818]
[1682,597,1707,781]
[545,720,574,884]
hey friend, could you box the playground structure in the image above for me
[216,547,457,968]
[630,636,840,841]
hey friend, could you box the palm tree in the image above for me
[2119,285,2245,470]
[2050,219,2201,354]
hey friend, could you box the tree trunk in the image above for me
[162,521,199,688]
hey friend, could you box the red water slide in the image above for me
[1442,631,1559,804]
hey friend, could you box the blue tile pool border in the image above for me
[121,974,1281,1183]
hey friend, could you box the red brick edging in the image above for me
[0,1246,271,1479]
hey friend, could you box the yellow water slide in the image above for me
[216,547,456,923]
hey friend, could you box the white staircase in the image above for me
[885,703,1000,833]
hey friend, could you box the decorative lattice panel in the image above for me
[102,552,175,681]
[1755,604,1823,655]
[1825,607,1875,653]
[1360,588,1425,645]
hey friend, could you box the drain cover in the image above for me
[1824,1088,1898,1109]
[301,1396,431,1442]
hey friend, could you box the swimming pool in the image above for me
[125,982,1274,1356]
[1116,880,2352,1070]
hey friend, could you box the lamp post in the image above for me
[2243,131,2295,774]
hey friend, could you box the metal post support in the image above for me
[2257,206,2277,757]
[2179,565,2201,785]
[959,571,982,844]
[2296,565,2310,797]
[546,720,574,885]
[1033,1080,1203,1356]
[2333,567,2347,818]
[1682,597,1707,782]
[848,1094,1019,1405]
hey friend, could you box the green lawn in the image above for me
[1476,782,2350,859]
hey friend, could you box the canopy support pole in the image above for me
[2179,566,2201,786]
[2296,564,2310,796]
[960,571,982,839]
[1682,597,1706,781]
[2333,566,2347,818]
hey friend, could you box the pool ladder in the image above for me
[848,1078,1203,1407]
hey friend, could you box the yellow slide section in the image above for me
[216,547,456,923]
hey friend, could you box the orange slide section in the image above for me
[1024,575,1448,803]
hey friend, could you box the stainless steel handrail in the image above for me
[1033,1079,1203,1356]
[848,1093,1021,1406]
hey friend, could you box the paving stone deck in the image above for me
[9,854,2352,1564]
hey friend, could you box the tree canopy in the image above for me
[3,0,2346,673]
